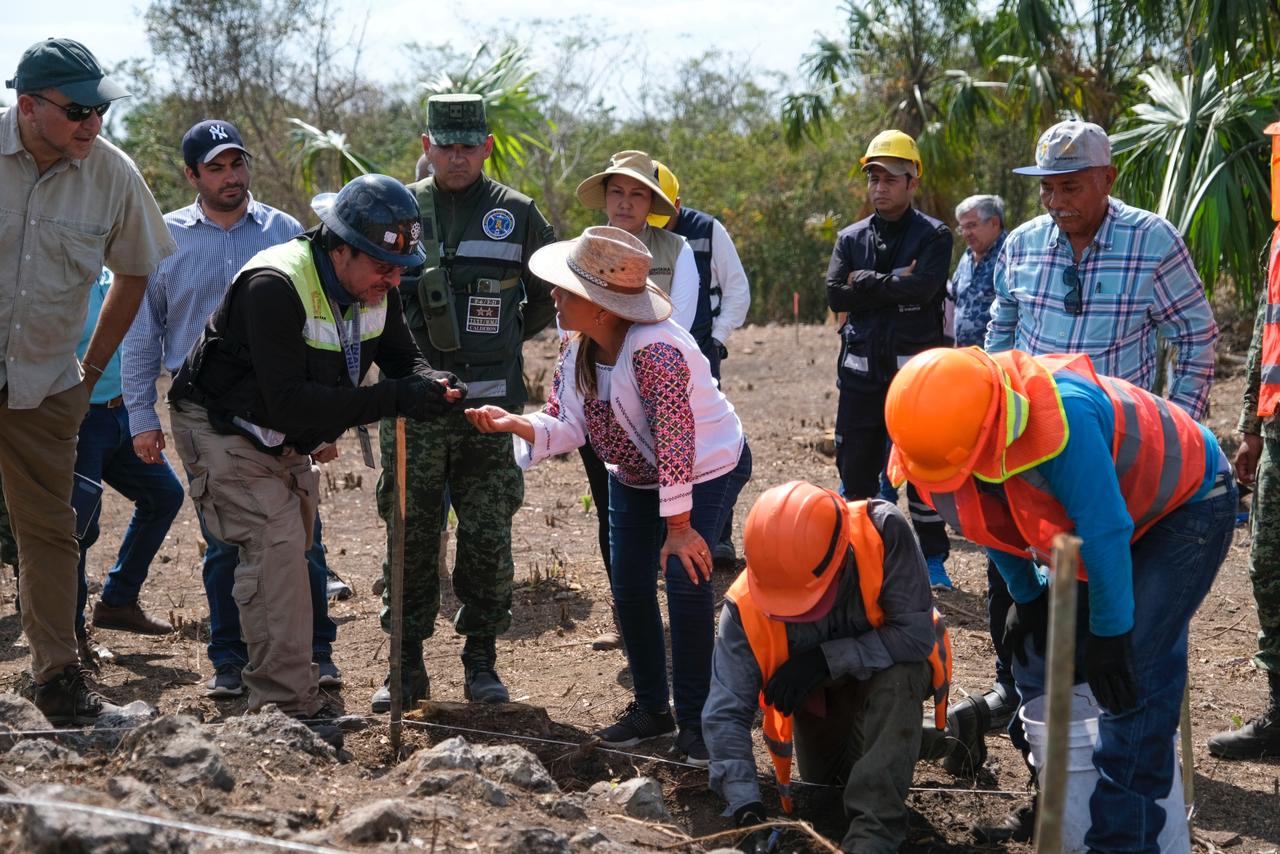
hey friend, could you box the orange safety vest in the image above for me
[1259,224,1280,418]
[891,351,1209,574]
[724,500,952,814]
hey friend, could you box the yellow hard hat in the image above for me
[860,130,923,179]
[646,160,680,229]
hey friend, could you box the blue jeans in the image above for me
[609,443,752,730]
[1010,485,1236,853]
[75,404,184,636]
[199,507,336,668]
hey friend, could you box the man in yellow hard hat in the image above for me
[886,346,1235,850]
[825,130,954,591]
[703,480,950,853]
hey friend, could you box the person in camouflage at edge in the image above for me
[372,94,555,710]
[1207,291,1280,759]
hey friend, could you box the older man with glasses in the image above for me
[946,194,1007,348]
[986,120,1216,421]
[968,119,1217,843]
[2,38,175,724]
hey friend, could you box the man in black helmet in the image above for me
[168,174,464,740]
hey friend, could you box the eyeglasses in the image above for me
[1062,264,1084,315]
[28,93,110,122]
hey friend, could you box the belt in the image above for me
[90,395,124,409]
[1204,468,1234,500]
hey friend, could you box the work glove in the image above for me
[733,803,773,854]
[1002,590,1049,667]
[395,371,464,421]
[1084,631,1139,713]
[762,646,829,716]
[713,338,729,361]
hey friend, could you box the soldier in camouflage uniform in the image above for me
[373,94,556,710]
[1207,294,1280,758]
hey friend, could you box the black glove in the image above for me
[713,338,729,361]
[1084,631,1138,713]
[395,373,454,420]
[733,802,767,828]
[426,369,467,401]
[762,646,829,716]
[1002,590,1049,666]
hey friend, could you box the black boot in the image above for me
[1207,670,1280,760]
[462,636,509,704]
[942,692,992,776]
[371,641,430,713]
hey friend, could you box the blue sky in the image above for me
[4,1,850,109]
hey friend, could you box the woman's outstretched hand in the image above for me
[465,405,535,442]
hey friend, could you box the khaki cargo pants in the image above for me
[170,403,321,716]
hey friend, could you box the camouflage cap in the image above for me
[427,94,489,146]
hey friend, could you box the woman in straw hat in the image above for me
[572,150,702,650]
[466,226,751,764]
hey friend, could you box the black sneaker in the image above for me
[205,663,245,698]
[673,726,710,767]
[325,570,353,601]
[292,705,344,752]
[595,700,676,747]
[33,665,121,726]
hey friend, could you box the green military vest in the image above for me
[403,174,545,410]
[639,224,684,296]
[242,239,388,353]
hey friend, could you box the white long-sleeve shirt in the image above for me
[708,219,750,345]
[669,241,699,332]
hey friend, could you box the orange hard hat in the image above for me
[886,348,1005,491]
[743,481,850,617]
[1267,120,1280,222]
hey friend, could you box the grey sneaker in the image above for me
[673,726,710,767]
[206,664,245,698]
[317,661,342,688]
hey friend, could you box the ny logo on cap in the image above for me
[209,124,229,141]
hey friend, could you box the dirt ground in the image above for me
[1,321,1279,852]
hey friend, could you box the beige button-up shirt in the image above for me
[0,107,175,409]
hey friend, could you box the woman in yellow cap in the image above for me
[466,225,751,765]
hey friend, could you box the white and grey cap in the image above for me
[1013,120,1111,176]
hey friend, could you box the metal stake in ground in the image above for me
[389,416,407,756]
[1034,533,1081,854]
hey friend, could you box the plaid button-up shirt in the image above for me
[985,198,1217,420]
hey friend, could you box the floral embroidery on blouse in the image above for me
[632,342,695,490]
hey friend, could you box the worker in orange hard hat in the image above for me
[886,347,1235,850]
[702,480,951,853]
[1208,118,1280,761]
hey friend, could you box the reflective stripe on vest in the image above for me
[236,240,387,354]
[724,501,952,814]
[1259,226,1280,417]
[673,207,717,343]
[914,352,1209,576]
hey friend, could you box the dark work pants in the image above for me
[579,443,612,580]
[835,424,949,558]
[793,661,930,854]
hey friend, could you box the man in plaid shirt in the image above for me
[986,120,1217,421]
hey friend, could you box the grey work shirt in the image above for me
[0,107,175,409]
[702,499,937,814]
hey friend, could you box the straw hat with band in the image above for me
[575,150,677,218]
[529,226,673,324]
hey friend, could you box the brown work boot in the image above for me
[592,603,626,652]
[76,630,115,672]
[33,664,122,726]
[92,600,172,635]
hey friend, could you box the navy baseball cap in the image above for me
[5,38,128,105]
[182,120,251,169]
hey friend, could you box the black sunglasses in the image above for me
[29,93,110,122]
[1062,264,1084,315]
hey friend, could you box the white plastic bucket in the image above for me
[1019,684,1190,853]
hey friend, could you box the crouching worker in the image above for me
[168,174,465,747]
[703,480,951,854]
[885,347,1235,850]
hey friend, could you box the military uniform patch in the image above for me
[482,208,515,240]
[466,296,501,333]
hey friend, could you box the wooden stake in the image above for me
[1181,681,1195,814]
[1034,533,1082,854]
[389,416,407,756]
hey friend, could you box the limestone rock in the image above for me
[544,795,587,821]
[397,735,480,783]
[494,826,571,853]
[410,769,509,806]
[335,798,413,844]
[476,743,558,793]
[0,695,53,751]
[6,738,82,766]
[120,715,234,792]
[20,783,183,853]
[569,828,609,849]
[591,777,671,821]
[215,705,336,761]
